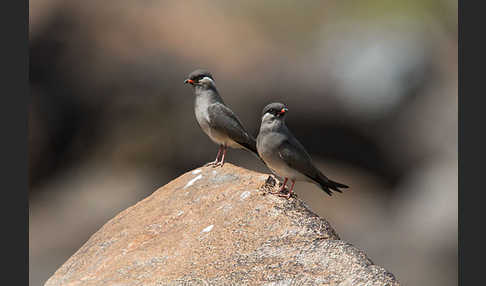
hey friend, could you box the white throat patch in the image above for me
[262,113,276,122]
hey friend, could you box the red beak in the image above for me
[278,108,288,115]
[184,79,194,84]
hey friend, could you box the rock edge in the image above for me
[45,163,399,286]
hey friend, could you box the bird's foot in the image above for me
[204,160,219,167]
[271,188,296,199]
[269,187,290,199]
[270,190,292,199]
[209,160,225,168]
[270,189,285,195]
[270,184,286,194]
[278,192,292,199]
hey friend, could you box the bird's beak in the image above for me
[184,79,195,85]
[278,108,288,115]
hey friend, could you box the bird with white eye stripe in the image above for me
[184,69,260,167]
[256,102,349,199]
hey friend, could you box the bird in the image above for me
[184,69,260,167]
[256,102,349,198]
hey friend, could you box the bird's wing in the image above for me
[207,103,257,152]
[277,137,320,179]
[278,136,348,196]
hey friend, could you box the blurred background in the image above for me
[29,1,457,285]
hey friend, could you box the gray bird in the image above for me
[256,102,349,198]
[184,69,259,167]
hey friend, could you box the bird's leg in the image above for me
[280,180,296,199]
[271,178,288,195]
[205,146,222,166]
[215,145,228,167]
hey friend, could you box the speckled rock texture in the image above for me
[45,163,399,286]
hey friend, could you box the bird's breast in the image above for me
[194,98,212,132]
[194,100,236,147]
[257,131,307,181]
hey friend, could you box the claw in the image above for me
[271,179,295,199]
[205,146,223,167]
[270,189,285,195]
[278,192,291,199]
[204,160,219,167]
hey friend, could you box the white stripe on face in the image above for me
[200,76,215,85]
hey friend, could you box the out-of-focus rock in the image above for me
[45,164,399,286]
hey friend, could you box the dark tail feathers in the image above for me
[315,173,349,196]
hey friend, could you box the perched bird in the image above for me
[256,102,349,198]
[184,69,259,167]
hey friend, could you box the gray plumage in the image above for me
[184,69,259,165]
[256,102,349,196]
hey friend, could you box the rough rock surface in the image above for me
[45,164,399,286]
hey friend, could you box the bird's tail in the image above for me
[314,173,349,196]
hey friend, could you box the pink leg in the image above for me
[216,146,227,167]
[282,180,296,199]
[280,178,288,192]
[221,146,228,166]
[205,146,222,166]
[271,178,288,195]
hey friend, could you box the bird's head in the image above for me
[261,102,289,123]
[184,69,216,89]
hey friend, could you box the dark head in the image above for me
[184,69,216,88]
[261,102,289,122]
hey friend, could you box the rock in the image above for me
[45,163,399,286]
